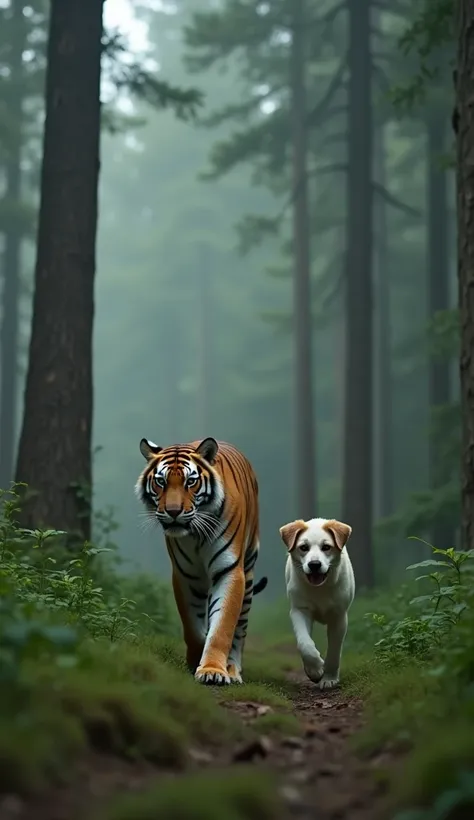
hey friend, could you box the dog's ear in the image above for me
[323,519,352,550]
[279,519,307,551]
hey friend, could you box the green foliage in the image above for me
[394,771,474,820]
[389,0,454,112]
[102,768,279,820]
[103,29,203,123]
[367,542,473,665]
[0,484,251,794]
[0,485,176,649]
[356,543,474,815]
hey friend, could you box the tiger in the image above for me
[135,436,267,685]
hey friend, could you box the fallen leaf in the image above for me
[256,704,273,717]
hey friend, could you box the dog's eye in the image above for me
[300,543,309,553]
[321,544,331,552]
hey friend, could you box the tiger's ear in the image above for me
[195,437,219,464]
[279,519,307,551]
[323,519,352,550]
[139,438,162,461]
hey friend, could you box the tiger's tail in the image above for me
[253,576,268,596]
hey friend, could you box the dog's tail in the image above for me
[253,576,268,596]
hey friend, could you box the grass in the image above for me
[251,565,474,816]
[5,484,474,817]
[0,637,244,794]
[218,682,290,708]
[252,711,301,735]
[101,768,281,820]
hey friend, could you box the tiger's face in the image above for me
[135,437,223,539]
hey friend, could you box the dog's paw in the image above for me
[195,665,231,686]
[303,658,325,684]
[318,674,340,691]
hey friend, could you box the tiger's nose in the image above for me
[166,506,182,520]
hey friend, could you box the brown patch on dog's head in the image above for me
[279,519,308,551]
[322,519,352,551]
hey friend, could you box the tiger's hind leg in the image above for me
[171,570,207,674]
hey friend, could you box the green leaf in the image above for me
[406,560,452,570]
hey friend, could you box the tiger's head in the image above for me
[135,437,224,539]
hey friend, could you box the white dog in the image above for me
[279,517,354,690]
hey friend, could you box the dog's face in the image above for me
[279,517,352,587]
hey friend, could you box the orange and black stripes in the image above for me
[135,437,266,685]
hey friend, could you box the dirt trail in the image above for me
[0,674,396,820]
[227,675,393,820]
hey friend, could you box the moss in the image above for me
[0,639,240,794]
[218,682,290,708]
[252,711,301,736]
[349,660,442,755]
[395,720,474,808]
[0,708,83,794]
[243,650,299,690]
[102,768,281,820]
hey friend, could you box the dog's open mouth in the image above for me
[305,570,328,586]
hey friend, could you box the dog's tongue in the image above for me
[308,572,326,586]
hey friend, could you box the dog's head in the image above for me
[279,517,352,587]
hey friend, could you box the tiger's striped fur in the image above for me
[135,436,267,685]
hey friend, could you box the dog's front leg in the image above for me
[320,612,348,690]
[290,607,324,683]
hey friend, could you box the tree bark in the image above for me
[456,0,474,553]
[373,123,393,521]
[426,110,453,548]
[15,0,104,540]
[342,0,374,588]
[197,241,213,437]
[0,0,26,489]
[290,0,316,519]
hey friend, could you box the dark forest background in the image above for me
[0,0,458,594]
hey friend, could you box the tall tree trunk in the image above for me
[197,241,213,437]
[0,0,26,489]
[426,110,453,548]
[290,0,316,519]
[15,0,104,540]
[373,123,393,521]
[342,0,374,588]
[455,2,474,553]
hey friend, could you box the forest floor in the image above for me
[0,636,403,820]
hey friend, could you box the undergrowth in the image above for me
[0,484,281,801]
[102,768,280,820]
[351,537,474,818]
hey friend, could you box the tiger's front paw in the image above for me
[195,664,231,686]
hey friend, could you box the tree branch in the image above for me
[306,58,347,128]
[373,182,422,217]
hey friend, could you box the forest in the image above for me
[0,0,473,818]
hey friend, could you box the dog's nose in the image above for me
[308,560,322,572]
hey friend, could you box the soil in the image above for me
[0,672,400,820]
[226,675,396,820]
